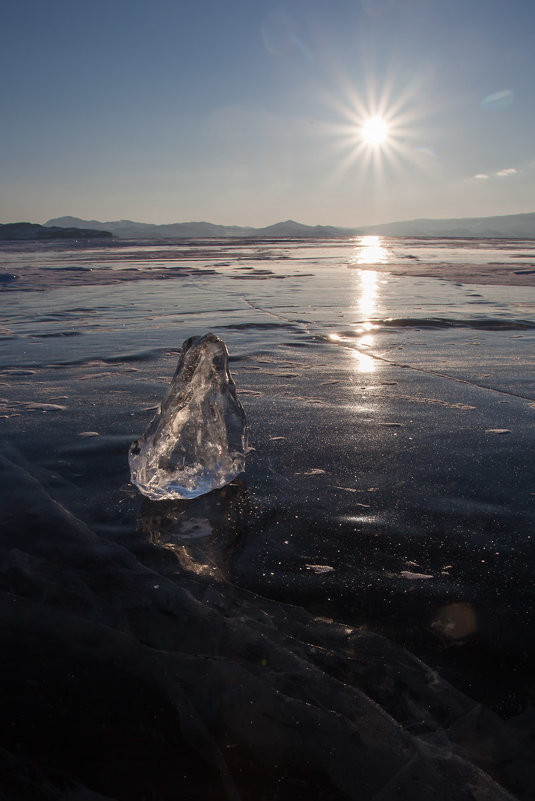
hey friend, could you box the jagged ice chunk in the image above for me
[129,333,247,500]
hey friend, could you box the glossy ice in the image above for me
[1,235,535,719]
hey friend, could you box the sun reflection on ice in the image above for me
[354,269,379,372]
[353,235,390,265]
[358,270,378,317]
[353,350,376,373]
[329,250,385,373]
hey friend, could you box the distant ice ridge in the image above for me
[129,333,247,500]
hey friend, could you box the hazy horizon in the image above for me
[2,0,535,228]
[38,209,535,230]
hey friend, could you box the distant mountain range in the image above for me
[0,222,112,241]
[45,216,353,239]
[359,212,535,238]
[41,211,535,240]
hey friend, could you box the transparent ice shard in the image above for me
[129,333,247,500]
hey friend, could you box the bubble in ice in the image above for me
[129,333,247,500]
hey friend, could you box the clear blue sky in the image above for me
[1,0,534,226]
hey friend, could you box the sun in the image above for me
[322,68,438,191]
[361,116,388,146]
[324,72,431,183]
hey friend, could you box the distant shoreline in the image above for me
[0,222,112,241]
[44,211,535,240]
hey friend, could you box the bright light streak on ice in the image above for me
[354,235,390,265]
[352,267,379,373]
[329,265,382,372]
[354,350,376,373]
[358,267,379,316]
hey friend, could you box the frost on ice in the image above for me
[129,333,247,500]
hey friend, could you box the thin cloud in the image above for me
[474,173,489,179]
[496,167,518,176]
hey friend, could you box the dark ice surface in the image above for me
[1,237,534,800]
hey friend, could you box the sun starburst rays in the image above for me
[323,72,432,190]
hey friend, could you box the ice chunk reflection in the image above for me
[137,481,248,578]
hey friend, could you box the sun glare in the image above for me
[361,116,388,146]
[324,71,431,184]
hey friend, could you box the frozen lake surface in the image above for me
[1,236,534,799]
